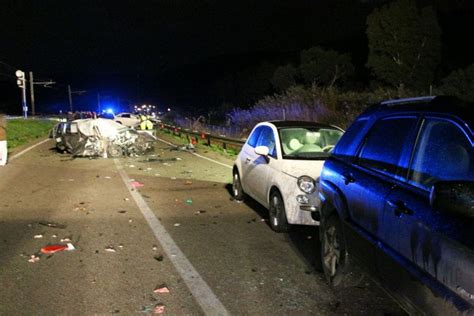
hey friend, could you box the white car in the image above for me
[232,121,344,232]
[114,113,140,127]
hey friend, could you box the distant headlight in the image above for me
[297,176,316,194]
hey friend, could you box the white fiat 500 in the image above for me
[232,121,344,232]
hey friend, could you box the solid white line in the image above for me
[113,159,230,316]
[156,137,233,169]
[9,138,50,161]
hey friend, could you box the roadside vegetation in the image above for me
[164,0,473,138]
[6,119,57,150]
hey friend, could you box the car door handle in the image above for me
[245,157,251,163]
[386,200,413,216]
[341,174,355,185]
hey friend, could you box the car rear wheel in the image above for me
[269,190,289,233]
[232,171,245,201]
[321,214,363,288]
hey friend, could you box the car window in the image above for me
[247,126,264,148]
[333,118,368,157]
[279,126,343,159]
[256,126,276,157]
[359,117,417,176]
[409,118,474,190]
[122,114,131,118]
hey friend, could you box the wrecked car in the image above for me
[50,118,156,157]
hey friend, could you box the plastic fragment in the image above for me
[194,210,206,215]
[176,157,182,161]
[129,165,135,168]
[60,237,71,242]
[104,176,112,179]
[38,221,67,229]
[185,198,193,205]
[153,303,165,314]
[41,243,75,254]
[131,181,144,188]
[105,246,116,252]
[28,255,40,263]
[34,234,43,239]
[153,284,170,294]
[174,223,181,227]
[152,245,158,251]
[124,198,130,201]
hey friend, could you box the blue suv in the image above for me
[318,96,473,314]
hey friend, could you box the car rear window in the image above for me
[333,118,368,157]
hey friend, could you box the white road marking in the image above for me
[9,138,50,161]
[155,137,233,169]
[113,159,230,316]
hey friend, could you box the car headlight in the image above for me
[297,176,316,194]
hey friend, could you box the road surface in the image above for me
[0,137,405,315]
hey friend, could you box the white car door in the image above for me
[241,125,277,206]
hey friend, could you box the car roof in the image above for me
[361,96,473,128]
[267,120,342,130]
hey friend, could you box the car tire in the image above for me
[232,171,246,201]
[269,190,290,233]
[116,121,122,125]
[320,214,363,288]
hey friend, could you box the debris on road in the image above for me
[104,176,112,179]
[153,284,170,294]
[176,157,182,161]
[39,221,67,229]
[34,234,43,239]
[184,180,193,185]
[40,243,75,254]
[170,177,177,180]
[124,198,130,201]
[129,165,136,168]
[185,198,193,205]
[153,303,165,314]
[105,246,116,252]
[173,223,181,227]
[28,255,40,263]
[131,181,144,188]
[194,210,206,215]
[60,237,71,242]
[152,245,158,251]
[154,255,164,262]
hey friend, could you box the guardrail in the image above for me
[158,123,246,152]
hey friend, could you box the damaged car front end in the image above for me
[50,118,156,157]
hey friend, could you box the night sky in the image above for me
[1,0,473,114]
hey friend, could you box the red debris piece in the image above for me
[130,181,144,188]
[153,284,170,294]
[40,243,75,254]
[153,303,165,314]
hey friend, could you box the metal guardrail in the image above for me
[158,123,246,151]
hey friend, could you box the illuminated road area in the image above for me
[0,139,405,315]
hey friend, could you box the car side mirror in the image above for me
[254,146,269,157]
[430,181,474,218]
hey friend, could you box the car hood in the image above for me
[278,159,325,179]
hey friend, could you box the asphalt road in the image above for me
[0,137,406,315]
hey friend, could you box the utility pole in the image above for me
[68,85,73,112]
[15,70,27,119]
[29,71,35,116]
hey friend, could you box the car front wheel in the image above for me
[232,171,245,201]
[269,190,289,233]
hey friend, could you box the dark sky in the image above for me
[1,0,473,114]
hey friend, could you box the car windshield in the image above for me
[279,126,343,159]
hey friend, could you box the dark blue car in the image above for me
[318,96,474,314]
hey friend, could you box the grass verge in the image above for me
[6,119,57,150]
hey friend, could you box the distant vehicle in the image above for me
[318,96,474,314]
[114,112,140,127]
[232,121,344,232]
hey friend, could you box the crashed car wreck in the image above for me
[50,118,156,157]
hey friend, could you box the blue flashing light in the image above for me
[106,108,114,114]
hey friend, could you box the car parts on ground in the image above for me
[50,118,156,157]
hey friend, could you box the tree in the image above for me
[299,46,354,88]
[366,0,441,91]
[271,64,297,92]
[439,64,474,102]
